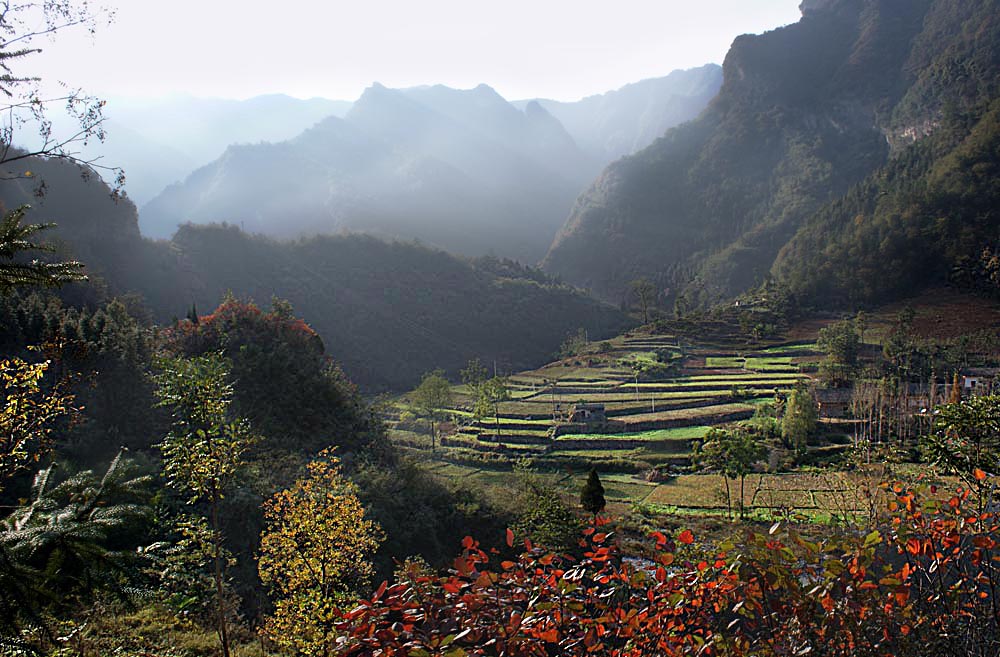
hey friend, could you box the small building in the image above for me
[962,368,999,397]
[570,403,606,424]
[816,388,853,419]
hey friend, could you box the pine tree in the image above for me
[0,206,86,292]
[580,468,606,524]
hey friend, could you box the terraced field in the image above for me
[388,329,821,476]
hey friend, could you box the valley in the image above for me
[2,0,1000,654]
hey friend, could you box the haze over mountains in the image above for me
[515,64,723,163]
[60,95,351,205]
[7,0,998,389]
[137,67,722,263]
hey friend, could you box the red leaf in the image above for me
[506,527,515,548]
[975,467,988,481]
[678,529,695,545]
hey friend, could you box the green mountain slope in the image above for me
[0,160,628,390]
[543,0,1000,308]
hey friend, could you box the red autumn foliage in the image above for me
[332,484,1000,656]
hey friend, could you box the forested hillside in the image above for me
[543,0,1000,309]
[0,159,628,390]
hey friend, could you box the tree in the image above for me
[0,0,122,188]
[921,395,1000,509]
[0,354,75,487]
[410,369,452,451]
[153,353,257,657]
[0,451,151,650]
[461,358,488,396]
[0,205,85,291]
[259,450,383,657]
[696,427,766,519]
[782,385,818,453]
[475,376,510,439]
[559,328,589,358]
[513,467,580,553]
[629,278,657,324]
[579,468,605,524]
[818,319,861,386]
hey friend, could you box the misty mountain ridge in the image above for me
[514,64,723,163]
[54,94,352,205]
[0,151,628,390]
[139,71,720,263]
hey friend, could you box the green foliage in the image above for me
[140,226,629,391]
[629,279,657,324]
[0,205,86,292]
[559,328,590,358]
[0,291,158,462]
[546,0,1000,311]
[512,469,580,553]
[0,355,75,486]
[351,456,510,580]
[153,354,256,504]
[410,369,453,451]
[153,353,257,657]
[782,385,818,452]
[0,452,152,650]
[475,376,511,437]
[145,513,236,625]
[162,297,383,457]
[921,395,1000,497]
[694,426,767,518]
[579,468,606,518]
[818,318,862,385]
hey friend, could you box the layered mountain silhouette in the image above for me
[60,94,351,205]
[543,0,1000,307]
[0,154,627,390]
[516,64,723,163]
[140,71,721,264]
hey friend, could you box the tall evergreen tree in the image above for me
[580,469,606,525]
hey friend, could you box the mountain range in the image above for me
[0,154,628,390]
[543,0,1000,308]
[137,69,721,263]
[52,94,351,205]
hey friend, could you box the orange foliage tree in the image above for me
[331,483,1000,657]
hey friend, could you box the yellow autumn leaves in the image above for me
[259,450,384,657]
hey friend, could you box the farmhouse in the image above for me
[962,368,999,397]
[570,402,606,425]
[816,388,852,419]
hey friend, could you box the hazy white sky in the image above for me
[30,0,803,102]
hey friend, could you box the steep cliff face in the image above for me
[543,0,997,307]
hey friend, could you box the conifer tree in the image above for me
[0,206,86,292]
[580,468,606,525]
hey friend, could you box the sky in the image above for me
[29,0,803,103]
